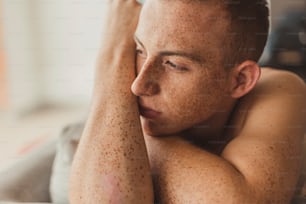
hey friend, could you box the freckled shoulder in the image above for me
[226,67,306,140]
[221,67,306,202]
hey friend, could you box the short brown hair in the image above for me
[158,0,270,68]
[222,0,270,68]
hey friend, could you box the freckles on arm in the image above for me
[70,105,154,203]
[148,72,305,204]
[69,37,154,204]
[146,136,253,204]
[222,69,306,203]
[98,175,125,203]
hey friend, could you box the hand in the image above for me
[100,0,142,50]
[93,0,142,100]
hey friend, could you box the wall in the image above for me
[1,0,42,115]
[0,1,8,110]
[270,0,306,29]
[0,0,305,115]
[34,0,107,107]
[1,0,108,115]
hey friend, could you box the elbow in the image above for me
[203,167,285,204]
[231,176,295,204]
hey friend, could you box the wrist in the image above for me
[98,37,136,58]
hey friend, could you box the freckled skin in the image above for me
[133,0,235,137]
[69,0,306,203]
[69,1,154,203]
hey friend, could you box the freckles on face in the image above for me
[136,0,231,136]
[167,68,228,118]
[140,67,229,136]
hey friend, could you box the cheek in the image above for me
[164,85,209,118]
[164,74,226,119]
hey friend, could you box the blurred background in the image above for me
[0,0,108,167]
[0,0,305,166]
[260,0,306,81]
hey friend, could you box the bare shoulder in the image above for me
[241,67,306,136]
[226,68,305,140]
[221,68,306,203]
[257,67,305,94]
[243,67,306,122]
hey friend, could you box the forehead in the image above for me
[136,0,229,56]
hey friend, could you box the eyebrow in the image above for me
[134,35,204,64]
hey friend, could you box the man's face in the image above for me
[132,0,233,136]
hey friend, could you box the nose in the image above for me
[131,59,160,97]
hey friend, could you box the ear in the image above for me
[229,60,261,99]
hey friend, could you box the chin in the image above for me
[140,117,187,137]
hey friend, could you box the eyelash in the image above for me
[136,48,188,72]
[136,49,145,56]
[165,60,188,71]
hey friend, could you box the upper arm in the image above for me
[222,69,306,203]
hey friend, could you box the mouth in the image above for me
[138,104,161,119]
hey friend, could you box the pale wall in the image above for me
[1,0,305,115]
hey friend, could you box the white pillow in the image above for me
[49,122,84,204]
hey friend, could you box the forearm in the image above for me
[69,1,153,202]
[70,46,153,203]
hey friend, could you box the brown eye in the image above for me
[165,60,188,71]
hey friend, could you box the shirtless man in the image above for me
[69,0,306,203]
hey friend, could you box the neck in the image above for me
[182,102,237,153]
